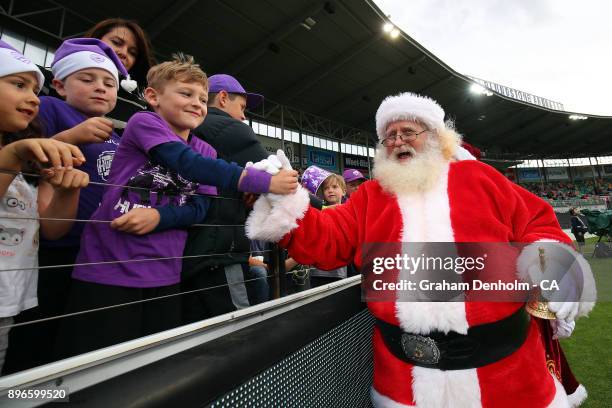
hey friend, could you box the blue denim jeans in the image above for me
[247,265,270,304]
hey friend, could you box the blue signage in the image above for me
[518,168,541,181]
[306,147,338,171]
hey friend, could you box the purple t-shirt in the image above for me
[73,111,217,288]
[38,96,121,247]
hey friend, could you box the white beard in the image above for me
[373,138,448,195]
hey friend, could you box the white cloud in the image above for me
[375,0,612,115]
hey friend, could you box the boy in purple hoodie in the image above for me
[55,54,297,357]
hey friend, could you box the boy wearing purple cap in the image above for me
[343,168,366,198]
[54,55,297,358]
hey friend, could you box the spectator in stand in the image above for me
[343,168,366,198]
[301,166,347,287]
[0,40,88,373]
[4,38,127,373]
[181,74,269,321]
[85,18,155,122]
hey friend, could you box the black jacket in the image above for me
[570,215,587,235]
[182,108,268,273]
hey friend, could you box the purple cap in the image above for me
[301,165,333,196]
[343,168,366,183]
[51,38,128,83]
[208,74,263,110]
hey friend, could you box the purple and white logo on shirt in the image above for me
[96,151,115,181]
[89,53,106,64]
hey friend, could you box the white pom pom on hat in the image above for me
[120,75,138,93]
[375,92,445,140]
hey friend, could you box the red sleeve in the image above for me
[281,188,365,270]
[509,182,572,245]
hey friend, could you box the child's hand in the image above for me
[111,208,160,235]
[43,168,89,190]
[60,117,114,145]
[10,138,85,170]
[269,169,298,195]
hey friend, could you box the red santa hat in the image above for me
[375,92,445,140]
[461,141,482,160]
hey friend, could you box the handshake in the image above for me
[244,150,301,196]
[245,150,311,243]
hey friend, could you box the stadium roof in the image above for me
[2,0,611,159]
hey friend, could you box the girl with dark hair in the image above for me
[0,40,88,373]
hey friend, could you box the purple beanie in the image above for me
[51,38,128,84]
[0,40,44,92]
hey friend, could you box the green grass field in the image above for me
[560,238,612,407]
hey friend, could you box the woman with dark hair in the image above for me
[85,18,156,123]
[85,18,155,88]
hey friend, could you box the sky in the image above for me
[374,0,612,116]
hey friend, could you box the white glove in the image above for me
[246,150,309,242]
[267,150,295,205]
[275,149,293,170]
[245,154,283,175]
[550,318,576,339]
[518,242,594,323]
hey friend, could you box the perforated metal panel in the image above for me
[208,309,375,408]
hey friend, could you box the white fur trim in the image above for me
[371,387,414,408]
[245,186,310,242]
[0,48,45,93]
[371,371,570,408]
[394,164,469,335]
[573,251,596,316]
[548,374,571,407]
[567,384,587,407]
[516,239,558,283]
[454,145,476,161]
[375,92,445,140]
[413,367,481,408]
[516,239,596,317]
[52,50,119,83]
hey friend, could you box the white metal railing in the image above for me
[0,277,361,407]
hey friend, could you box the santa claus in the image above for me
[246,92,595,408]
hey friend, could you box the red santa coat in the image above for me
[279,160,572,408]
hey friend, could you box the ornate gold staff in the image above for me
[526,247,557,319]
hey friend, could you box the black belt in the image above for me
[376,307,530,370]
